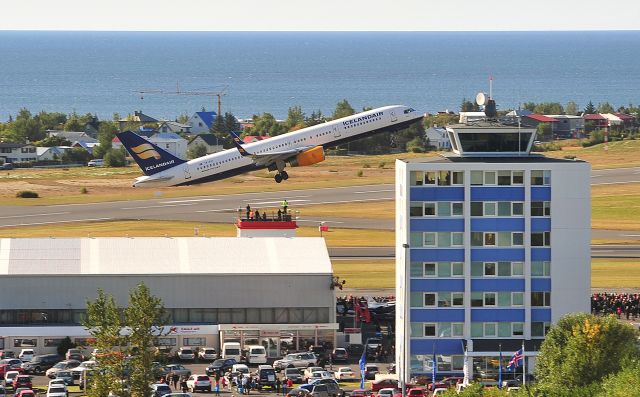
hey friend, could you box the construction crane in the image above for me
[137,84,228,116]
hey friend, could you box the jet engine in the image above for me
[289,146,325,167]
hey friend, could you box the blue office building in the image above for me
[395,122,590,383]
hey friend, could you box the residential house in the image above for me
[159,121,192,134]
[601,113,636,129]
[36,146,71,161]
[188,134,224,155]
[242,135,270,144]
[583,114,608,132]
[118,111,159,132]
[615,113,636,129]
[0,143,37,163]
[546,115,584,138]
[47,130,98,145]
[424,127,451,150]
[188,111,217,134]
[148,132,188,160]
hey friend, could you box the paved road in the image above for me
[0,167,639,244]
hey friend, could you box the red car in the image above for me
[427,377,463,391]
[14,375,33,390]
[350,389,371,397]
[17,390,36,397]
[406,388,425,397]
[0,364,24,377]
[371,379,398,392]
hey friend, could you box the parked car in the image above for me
[376,388,396,397]
[177,348,196,361]
[0,363,23,378]
[308,371,333,384]
[1,163,14,171]
[0,352,16,360]
[285,388,312,397]
[53,371,74,386]
[65,349,84,362]
[302,379,343,397]
[364,364,379,381]
[364,338,381,359]
[186,375,211,393]
[70,361,96,379]
[48,380,67,390]
[283,368,303,384]
[349,390,370,397]
[428,377,463,391]
[4,371,20,388]
[46,360,80,378]
[406,388,425,397]
[87,159,104,167]
[230,364,249,385]
[46,385,67,397]
[310,384,329,397]
[22,354,62,375]
[334,367,356,381]
[304,367,324,381]
[205,359,236,376]
[16,390,35,397]
[0,385,5,397]
[274,353,318,371]
[164,394,193,397]
[330,349,348,363]
[370,379,397,392]
[162,364,192,378]
[256,365,277,390]
[198,348,217,361]
[18,350,34,363]
[14,375,33,390]
[151,383,172,397]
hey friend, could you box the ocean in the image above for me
[0,31,639,121]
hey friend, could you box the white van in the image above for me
[87,159,104,167]
[245,345,267,365]
[222,342,242,362]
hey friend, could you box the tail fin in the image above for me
[117,131,186,176]
[227,131,252,157]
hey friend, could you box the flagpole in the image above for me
[522,341,526,387]
[498,344,502,389]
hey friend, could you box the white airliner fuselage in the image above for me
[127,105,421,187]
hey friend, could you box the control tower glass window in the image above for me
[457,132,532,152]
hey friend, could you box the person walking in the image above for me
[214,380,220,396]
[286,378,293,394]
[245,204,251,220]
[281,199,289,214]
[275,378,281,395]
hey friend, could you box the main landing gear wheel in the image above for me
[275,173,283,183]
[281,171,289,180]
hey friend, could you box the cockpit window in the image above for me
[404,108,415,114]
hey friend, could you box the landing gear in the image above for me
[275,173,283,183]
[273,160,288,183]
[281,171,289,180]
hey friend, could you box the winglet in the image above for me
[228,132,252,157]
[117,131,186,176]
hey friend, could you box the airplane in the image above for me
[117,105,422,187]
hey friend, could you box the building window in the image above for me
[452,232,464,246]
[452,262,464,277]
[484,171,497,185]
[531,232,551,246]
[424,202,436,216]
[424,262,437,277]
[512,262,524,276]
[410,171,424,186]
[484,202,497,216]
[512,323,524,336]
[471,202,483,216]
[424,293,436,307]
[484,262,497,276]
[452,202,464,216]
[471,292,484,307]
[512,202,524,215]
[184,337,206,346]
[484,292,497,307]
[484,323,497,337]
[410,202,423,216]
[452,293,464,307]
[424,323,436,337]
[452,323,464,337]
[512,292,524,306]
[497,261,512,276]
[437,171,451,186]
[484,232,496,246]
[531,291,551,306]
[531,261,551,277]
[471,171,483,185]
[512,232,524,246]
[424,171,437,185]
[512,171,524,184]
[531,170,551,185]
[452,171,464,185]
[424,232,436,246]
[438,292,452,307]
[532,322,551,337]
[531,201,551,216]
[497,171,512,185]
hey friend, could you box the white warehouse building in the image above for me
[0,237,337,358]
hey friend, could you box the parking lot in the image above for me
[20,360,395,396]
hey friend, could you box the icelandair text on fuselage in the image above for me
[342,112,383,126]
[145,159,175,172]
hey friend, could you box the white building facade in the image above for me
[395,124,590,384]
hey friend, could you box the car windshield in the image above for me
[237,368,248,373]
[285,369,300,374]
[49,388,66,393]
[181,349,193,354]
[157,385,171,391]
[212,360,225,366]
[197,376,209,381]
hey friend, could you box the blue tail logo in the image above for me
[117,131,186,176]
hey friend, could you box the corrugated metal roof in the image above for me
[525,114,558,122]
[195,112,217,128]
[0,237,332,276]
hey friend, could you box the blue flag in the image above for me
[498,349,503,389]
[359,348,366,389]
[431,352,437,386]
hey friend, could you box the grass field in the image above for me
[591,259,640,289]
[591,183,640,230]
[332,260,396,289]
[540,139,640,169]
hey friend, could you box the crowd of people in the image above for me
[591,292,640,320]
[242,201,292,222]
[160,371,295,395]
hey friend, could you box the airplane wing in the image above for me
[228,132,315,167]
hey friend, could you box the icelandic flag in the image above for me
[507,348,524,372]
[359,348,366,389]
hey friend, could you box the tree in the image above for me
[125,283,167,397]
[536,122,552,141]
[565,101,579,116]
[248,113,287,137]
[535,313,639,391]
[597,102,615,114]
[305,110,327,127]
[285,106,306,131]
[460,98,479,112]
[93,121,118,159]
[61,147,92,164]
[64,112,84,131]
[584,101,596,114]
[37,111,67,130]
[56,336,76,357]
[522,102,536,112]
[176,113,189,124]
[332,99,355,119]
[600,361,640,396]
[405,136,425,153]
[33,135,72,147]
[533,102,564,115]
[10,108,45,143]
[104,148,126,167]
[223,113,241,136]
[210,116,233,149]
[188,143,208,159]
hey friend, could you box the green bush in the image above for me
[356,170,364,177]
[378,162,386,168]
[362,163,371,168]
[16,191,39,198]
[81,187,89,194]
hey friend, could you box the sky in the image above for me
[2,0,640,31]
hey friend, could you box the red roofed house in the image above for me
[583,113,608,132]
[242,136,270,144]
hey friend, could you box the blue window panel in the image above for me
[471,218,524,231]
[471,309,525,322]
[471,249,525,262]
[411,218,465,232]
[410,339,464,355]
[531,248,551,261]
[411,249,465,262]
[531,309,551,322]
[531,218,551,232]
[470,187,524,201]
[411,309,465,322]
[531,187,551,201]
[471,279,525,291]
[411,279,465,292]
[410,187,465,201]
[532,278,551,291]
